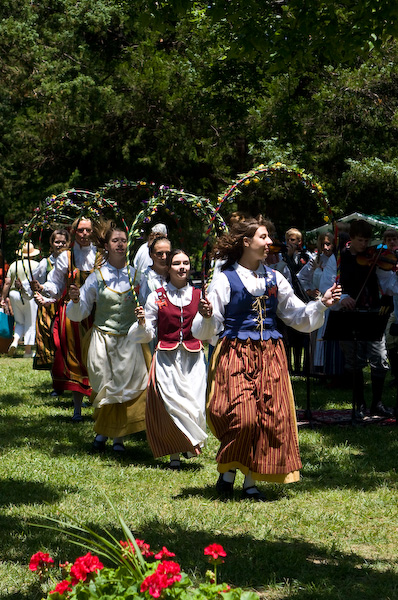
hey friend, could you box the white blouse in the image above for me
[191,262,328,341]
[43,243,97,298]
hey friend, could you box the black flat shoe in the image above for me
[92,438,106,452]
[241,486,267,502]
[216,474,234,498]
[113,442,125,453]
[167,459,181,470]
[370,402,393,418]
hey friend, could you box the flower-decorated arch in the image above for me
[127,186,228,300]
[18,188,126,281]
[216,162,334,238]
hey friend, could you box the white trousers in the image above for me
[9,290,38,346]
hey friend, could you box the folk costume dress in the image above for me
[192,262,328,483]
[134,282,208,458]
[67,263,149,438]
[43,243,96,396]
[23,255,58,370]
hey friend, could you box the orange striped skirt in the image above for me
[207,337,301,483]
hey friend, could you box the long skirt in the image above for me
[207,337,302,483]
[51,302,92,396]
[33,302,58,370]
[146,347,207,458]
[88,328,150,438]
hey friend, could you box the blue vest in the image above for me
[220,266,282,341]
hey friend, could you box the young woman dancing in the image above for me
[134,249,207,470]
[192,218,341,501]
[67,223,149,452]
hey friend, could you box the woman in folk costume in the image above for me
[192,218,341,501]
[34,218,96,422]
[1,243,40,357]
[25,229,70,379]
[67,223,149,453]
[134,249,207,470]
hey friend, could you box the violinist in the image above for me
[337,219,392,418]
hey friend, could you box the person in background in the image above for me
[1,243,40,357]
[336,219,392,418]
[133,223,168,284]
[274,227,312,374]
[24,230,70,382]
[33,218,96,422]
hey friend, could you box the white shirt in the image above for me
[43,243,96,298]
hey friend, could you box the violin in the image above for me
[356,244,398,271]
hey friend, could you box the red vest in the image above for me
[156,286,203,352]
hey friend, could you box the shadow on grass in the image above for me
[7,519,398,600]
[0,479,68,507]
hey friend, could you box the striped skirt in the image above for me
[207,337,301,483]
[51,302,92,396]
[33,303,58,370]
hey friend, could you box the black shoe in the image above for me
[356,403,367,419]
[113,442,125,453]
[92,437,106,452]
[167,459,181,470]
[216,474,234,498]
[241,486,267,502]
[370,402,393,418]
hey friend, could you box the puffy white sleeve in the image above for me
[66,272,98,321]
[275,271,327,332]
[191,273,231,340]
[43,251,69,298]
[128,290,158,343]
[297,259,315,290]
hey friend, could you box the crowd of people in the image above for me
[2,213,398,501]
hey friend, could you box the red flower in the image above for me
[49,579,73,595]
[140,561,182,598]
[29,552,54,572]
[154,546,176,560]
[120,539,154,558]
[70,552,104,584]
[204,544,227,561]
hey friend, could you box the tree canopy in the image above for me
[1,0,398,253]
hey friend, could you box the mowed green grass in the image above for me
[1,351,398,600]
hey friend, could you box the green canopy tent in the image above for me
[306,212,398,245]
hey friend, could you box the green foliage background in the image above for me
[2,0,398,252]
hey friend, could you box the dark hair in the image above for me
[349,219,372,239]
[149,235,171,256]
[166,249,190,282]
[383,229,398,241]
[50,229,70,246]
[213,218,263,269]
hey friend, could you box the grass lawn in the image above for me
[1,350,398,599]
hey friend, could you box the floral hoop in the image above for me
[18,188,127,285]
[127,185,227,303]
[217,162,334,226]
